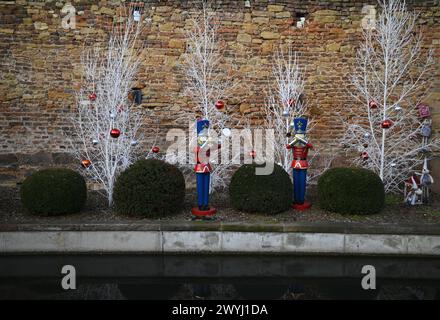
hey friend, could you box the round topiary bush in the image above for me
[229,163,293,214]
[20,168,87,216]
[113,159,185,217]
[318,167,385,214]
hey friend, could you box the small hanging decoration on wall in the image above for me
[369,100,378,109]
[110,128,121,138]
[89,93,97,101]
[381,119,393,129]
[81,159,91,168]
[215,100,225,110]
[417,103,431,118]
[361,151,369,160]
[296,17,306,28]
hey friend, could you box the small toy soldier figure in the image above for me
[192,119,217,218]
[287,117,313,210]
[405,176,423,206]
[420,158,434,203]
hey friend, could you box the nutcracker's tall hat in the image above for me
[293,117,308,134]
[411,176,418,190]
[196,119,210,135]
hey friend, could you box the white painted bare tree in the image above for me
[182,3,240,191]
[264,46,307,172]
[264,45,331,181]
[69,9,147,206]
[341,0,437,193]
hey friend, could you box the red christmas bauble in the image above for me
[381,119,393,129]
[369,100,378,109]
[110,128,121,138]
[81,159,91,168]
[89,93,97,101]
[152,146,160,153]
[215,100,225,110]
[249,150,256,158]
[286,144,292,149]
[361,152,369,160]
[288,99,295,106]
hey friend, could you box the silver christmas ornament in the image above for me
[282,110,289,117]
[130,140,139,146]
[92,139,99,146]
[109,112,116,119]
[421,124,432,138]
[222,128,232,137]
[364,132,370,139]
[133,10,141,22]
[394,104,402,111]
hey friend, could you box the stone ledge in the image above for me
[2,221,440,235]
[1,230,440,256]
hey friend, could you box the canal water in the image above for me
[0,255,439,300]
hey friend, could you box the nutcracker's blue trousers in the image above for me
[196,173,210,207]
[293,169,307,204]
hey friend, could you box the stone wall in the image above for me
[0,0,439,188]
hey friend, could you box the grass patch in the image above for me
[385,193,401,206]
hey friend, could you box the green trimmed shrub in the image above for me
[113,159,185,217]
[318,167,385,214]
[20,168,87,216]
[229,163,293,214]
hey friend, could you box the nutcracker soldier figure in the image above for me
[192,119,217,218]
[287,117,313,210]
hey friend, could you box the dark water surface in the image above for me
[0,254,439,300]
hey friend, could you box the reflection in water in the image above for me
[0,255,439,300]
[0,281,438,300]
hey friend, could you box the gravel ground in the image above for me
[1,186,440,224]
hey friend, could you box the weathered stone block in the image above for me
[261,31,279,39]
[17,152,53,166]
[267,5,284,12]
[275,11,291,19]
[313,10,339,23]
[0,154,18,168]
[237,33,252,43]
[99,7,114,15]
[33,22,48,30]
[326,42,341,52]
